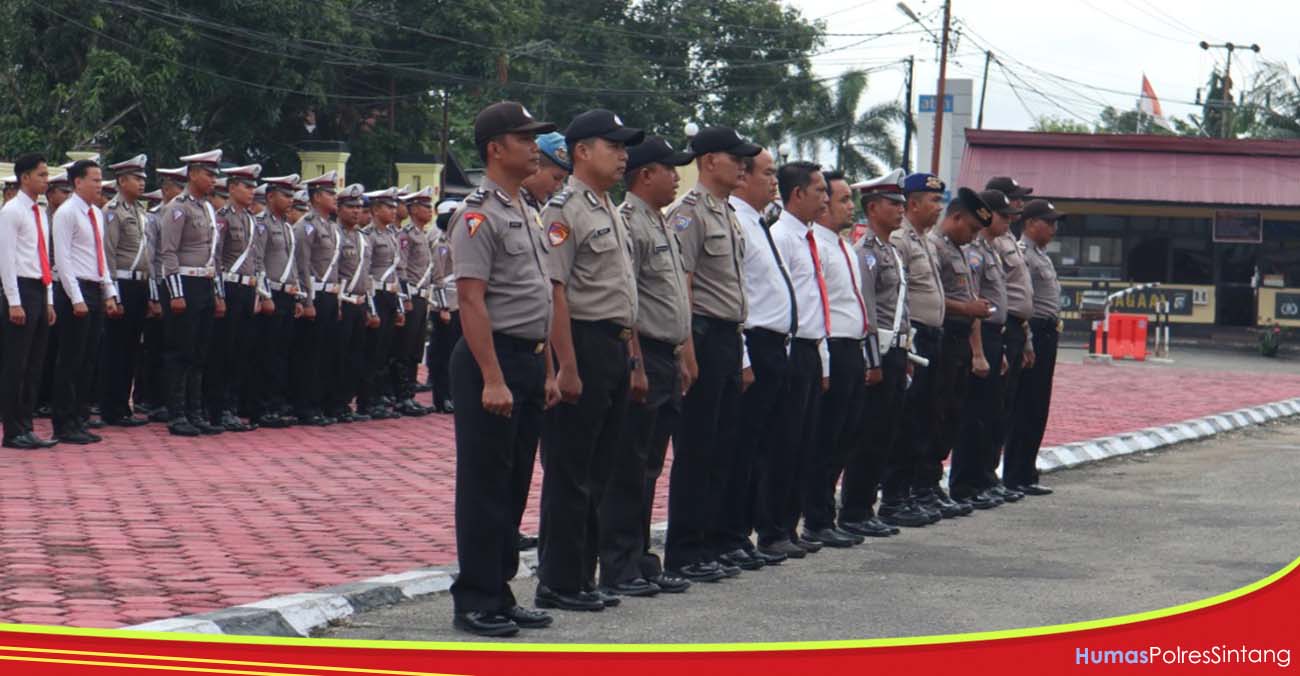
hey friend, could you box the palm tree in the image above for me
[791,70,903,177]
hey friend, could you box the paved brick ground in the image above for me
[2,359,1299,628]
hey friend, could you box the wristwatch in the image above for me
[629,356,642,370]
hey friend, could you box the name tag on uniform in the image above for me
[654,244,669,253]
[509,221,523,229]
[595,227,611,236]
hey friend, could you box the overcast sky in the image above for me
[788,0,1296,141]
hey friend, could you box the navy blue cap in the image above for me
[688,126,761,157]
[563,109,645,146]
[1022,199,1064,222]
[536,132,572,171]
[626,136,695,173]
[903,172,945,194]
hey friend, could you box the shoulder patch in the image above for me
[619,203,633,217]
[548,189,573,208]
[464,212,487,238]
[548,222,570,247]
[671,214,692,231]
[864,252,877,269]
[464,188,487,206]
[967,250,982,271]
[171,208,185,221]
[105,211,116,224]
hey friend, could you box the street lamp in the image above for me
[684,122,699,138]
[778,142,792,162]
[897,2,940,43]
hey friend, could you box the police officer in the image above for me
[662,127,755,582]
[206,164,265,432]
[159,150,227,437]
[328,184,378,423]
[841,170,913,533]
[426,198,460,414]
[522,131,572,210]
[100,154,154,427]
[448,101,556,637]
[924,187,991,517]
[599,136,695,598]
[950,189,1022,507]
[1,175,17,204]
[134,168,186,421]
[391,187,436,417]
[357,187,406,420]
[250,173,303,428]
[288,189,308,224]
[209,178,228,212]
[35,170,73,420]
[986,176,1036,501]
[886,173,947,524]
[535,109,643,611]
[1004,199,1063,496]
[293,172,341,426]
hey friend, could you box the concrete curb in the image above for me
[125,396,1300,637]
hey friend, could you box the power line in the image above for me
[1078,0,1190,43]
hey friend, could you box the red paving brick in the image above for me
[1,362,1298,628]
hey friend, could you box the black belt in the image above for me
[640,337,680,355]
[745,327,791,347]
[827,337,865,348]
[693,314,743,335]
[572,319,632,341]
[792,336,822,348]
[492,332,546,354]
[1029,317,1059,331]
[943,318,973,337]
[1008,313,1029,324]
[911,320,942,336]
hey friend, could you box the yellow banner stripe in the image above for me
[0,647,455,676]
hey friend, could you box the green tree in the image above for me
[792,70,902,177]
[1030,116,1093,133]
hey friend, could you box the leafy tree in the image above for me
[792,70,901,177]
[1030,116,1093,133]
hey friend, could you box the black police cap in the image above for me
[978,189,1022,216]
[985,175,1032,198]
[688,126,761,157]
[955,187,994,228]
[1022,198,1065,222]
[626,136,695,173]
[563,109,645,146]
[473,101,557,147]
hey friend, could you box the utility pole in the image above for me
[1199,41,1260,139]
[440,89,450,164]
[930,0,952,174]
[902,55,914,172]
[977,50,992,129]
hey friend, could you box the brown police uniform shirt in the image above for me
[294,209,340,301]
[366,224,404,296]
[541,176,637,328]
[996,232,1034,321]
[216,205,266,279]
[104,196,151,279]
[430,228,457,312]
[854,228,909,342]
[337,226,373,298]
[258,211,301,295]
[966,235,1008,325]
[159,192,219,275]
[1022,236,1061,320]
[621,192,690,347]
[667,184,747,323]
[450,179,552,341]
[399,222,435,295]
[889,219,944,327]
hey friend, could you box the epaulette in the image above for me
[582,191,600,208]
[548,189,573,208]
[362,224,374,234]
[106,197,121,210]
[148,205,160,214]
[464,188,488,206]
[680,190,699,207]
[217,205,233,216]
[493,188,513,206]
[618,202,633,217]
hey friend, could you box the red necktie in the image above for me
[805,229,831,336]
[89,208,105,277]
[838,238,870,335]
[32,205,52,286]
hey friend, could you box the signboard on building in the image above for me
[1058,282,1216,324]
[915,79,972,199]
[1213,210,1263,243]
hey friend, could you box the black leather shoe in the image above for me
[452,610,518,637]
[257,414,290,429]
[148,408,171,423]
[792,536,823,553]
[919,489,970,518]
[954,490,1002,510]
[56,430,98,445]
[670,562,726,582]
[1014,483,1054,496]
[869,516,901,535]
[718,548,764,571]
[104,416,149,427]
[833,526,866,544]
[534,585,604,611]
[713,560,742,577]
[415,382,433,393]
[3,433,57,450]
[758,539,805,560]
[397,399,430,417]
[750,547,787,565]
[651,573,691,593]
[220,412,252,432]
[801,528,854,548]
[503,605,552,629]
[991,484,1024,502]
[368,407,398,420]
[588,588,621,607]
[193,419,225,435]
[84,418,106,430]
[517,533,538,551]
[878,502,932,528]
[440,399,455,414]
[167,418,201,437]
[603,578,660,597]
[839,519,894,538]
[301,414,330,427]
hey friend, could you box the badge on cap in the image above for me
[521,106,534,119]
[926,176,942,190]
[548,222,570,247]
[614,114,624,126]
[465,212,486,237]
[977,207,992,222]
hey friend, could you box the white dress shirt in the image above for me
[770,209,831,377]
[0,189,54,306]
[814,224,868,340]
[731,196,794,370]
[53,193,118,305]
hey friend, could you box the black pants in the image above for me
[598,337,680,586]
[134,287,167,411]
[1,278,51,439]
[52,281,105,435]
[293,291,339,418]
[841,346,908,521]
[950,321,1004,497]
[924,319,973,489]
[756,338,821,545]
[449,334,545,613]
[996,317,1030,484]
[537,320,630,593]
[1005,319,1059,487]
[206,283,257,421]
[101,279,148,420]
[164,276,216,421]
[715,329,790,555]
[391,295,429,401]
[428,309,461,404]
[253,290,298,419]
[804,338,867,531]
[889,322,942,500]
[663,315,741,571]
[359,291,398,411]
[330,299,369,414]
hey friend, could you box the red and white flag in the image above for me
[1138,74,1174,131]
